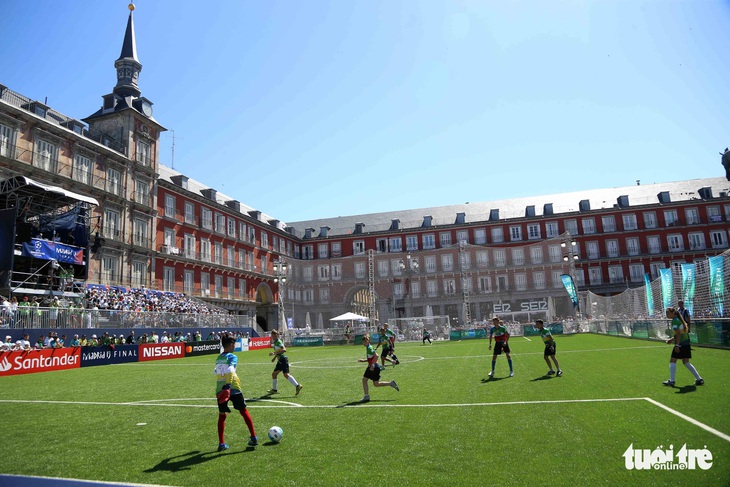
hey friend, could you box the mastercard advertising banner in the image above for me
[183,340,222,357]
[0,348,81,376]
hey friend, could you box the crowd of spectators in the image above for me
[84,286,228,314]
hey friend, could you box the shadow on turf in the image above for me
[480,377,506,383]
[336,399,396,408]
[144,447,256,473]
[674,385,697,394]
[530,375,556,382]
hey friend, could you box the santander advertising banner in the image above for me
[138,342,185,362]
[0,348,81,376]
[249,336,271,350]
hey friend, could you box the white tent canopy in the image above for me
[329,312,369,322]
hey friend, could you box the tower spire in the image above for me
[114,3,142,98]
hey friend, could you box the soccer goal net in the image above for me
[387,315,451,342]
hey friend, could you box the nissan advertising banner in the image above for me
[0,348,81,376]
[138,342,185,362]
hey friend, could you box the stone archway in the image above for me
[255,283,275,332]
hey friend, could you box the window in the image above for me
[411,281,421,298]
[586,241,599,260]
[163,228,175,248]
[552,270,564,288]
[355,262,366,279]
[545,222,559,238]
[647,235,661,254]
[460,252,471,270]
[606,240,619,258]
[688,233,705,250]
[318,243,329,259]
[514,274,527,291]
[548,245,561,262]
[227,277,236,299]
[184,234,196,259]
[101,255,120,283]
[184,202,195,224]
[35,139,58,172]
[261,232,268,249]
[378,260,389,277]
[564,219,578,235]
[406,235,418,251]
[319,265,330,280]
[602,216,616,232]
[136,140,151,166]
[303,245,313,259]
[707,205,722,222]
[494,249,506,267]
[133,217,149,247]
[440,232,452,247]
[332,242,341,257]
[474,228,486,244]
[425,256,436,273]
[227,246,235,267]
[332,264,342,280]
[239,278,246,299]
[390,237,402,252]
[533,272,545,289]
[238,249,245,269]
[710,231,728,248]
[393,282,404,299]
[103,208,121,240]
[496,276,508,292]
[106,167,122,196]
[622,214,638,230]
[724,204,730,221]
[200,273,210,296]
[303,267,313,282]
[319,288,330,304]
[215,275,223,298]
[456,230,468,244]
[164,194,175,218]
[228,219,236,237]
[461,277,472,293]
[664,209,678,226]
[214,213,225,233]
[667,234,683,252]
[239,222,246,241]
[649,262,665,279]
[626,237,640,256]
[443,279,456,295]
[581,218,596,235]
[201,207,212,229]
[511,248,524,266]
[530,246,543,264]
[685,208,700,225]
[423,234,436,249]
[510,225,522,241]
[588,267,602,285]
[478,276,491,293]
[491,227,504,243]
[0,123,14,158]
[527,224,541,240]
[201,238,211,262]
[74,154,92,185]
[353,240,365,255]
[608,265,624,284]
[427,280,438,297]
[184,270,195,294]
[248,226,256,244]
[629,264,644,282]
[213,242,222,264]
[134,179,150,206]
[643,212,657,229]
[163,267,175,292]
[441,254,454,272]
[131,260,147,288]
[476,251,488,268]
[376,238,388,253]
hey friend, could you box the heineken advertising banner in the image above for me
[644,273,655,317]
[292,336,324,346]
[560,274,579,309]
[660,268,673,312]
[680,263,696,315]
[708,255,725,316]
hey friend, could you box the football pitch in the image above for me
[0,334,728,486]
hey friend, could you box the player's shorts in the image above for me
[274,356,290,374]
[364,365,381,381]
[217,391,247,413]
[493,341,510,355]
[671,345,692,360]
[381,344,392,355]
[544,343,556,356]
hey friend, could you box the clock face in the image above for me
[141,102,153,117]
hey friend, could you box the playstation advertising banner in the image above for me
[22,238,84,265]
[80,344,139,367]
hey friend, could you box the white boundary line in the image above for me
[2,395,727,443]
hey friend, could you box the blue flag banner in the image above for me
[644,273,655,317]
[680,263,696,316]
[560,274,579,310]
[660,268,673,312]
[708,255,725,316]
[21,238,84,265]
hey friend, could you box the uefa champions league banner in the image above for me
[644,273,655,317]
[560,274,579,309]
[660,268,673,312]
[21,238,84,265]
[680,263,696,316]
[708,255,725,316]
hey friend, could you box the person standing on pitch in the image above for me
[375,326,398,367]
[663,307,703,387]
[488,317,513,378]
[214,335,258,451]
[535,319,562,376]
[268,329,303,396]
[358,333,399,403]
[677,300,691,332]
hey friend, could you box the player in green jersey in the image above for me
[488,317,513,377]
[535,319,562,376]
[375,326,398,367]
[663,307,703,387]
[214,335,258,450]
[267,329,303,396]
[358,334,399,403]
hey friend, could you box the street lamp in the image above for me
[273,258,288,333]
[398,252,419,318]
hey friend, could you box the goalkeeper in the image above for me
[214,335,258,451]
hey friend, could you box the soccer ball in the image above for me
[268,425,283,443]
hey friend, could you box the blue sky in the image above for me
[2,1,728,223]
